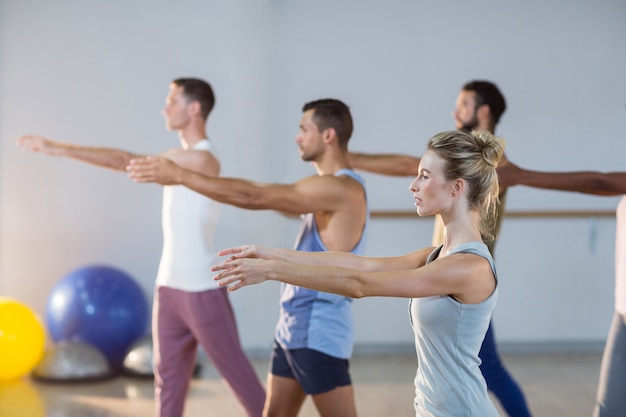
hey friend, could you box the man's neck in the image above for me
[312,152,351,176]
[477,122,495,135]
[177,124,208,149]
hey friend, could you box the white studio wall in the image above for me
[1,0,625,353]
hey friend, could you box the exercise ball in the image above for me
[32,340,113,382]
[0,379,45,417]
[46,265,149,368]
[0,297,46,381]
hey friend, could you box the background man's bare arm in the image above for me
[17,135,143,172]
[497,159,626,196]
[348,152,420,177]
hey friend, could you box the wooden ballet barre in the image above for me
[370,210,616,219]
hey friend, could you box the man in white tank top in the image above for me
[16,78,265,417]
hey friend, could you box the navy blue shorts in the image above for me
[269,340,352,395]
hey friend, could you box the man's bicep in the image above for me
[288,176,346,211]
[259,177,343,214]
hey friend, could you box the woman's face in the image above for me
[409,150,454,217]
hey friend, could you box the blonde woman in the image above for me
[213,130,504,416]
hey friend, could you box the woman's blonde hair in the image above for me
[427,130,505,241]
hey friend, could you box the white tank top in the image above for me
[155,139,221,291]
[615,196,626,314]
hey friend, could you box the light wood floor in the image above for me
[1,350,603,417]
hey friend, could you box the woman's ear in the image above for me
[451,178,465,196]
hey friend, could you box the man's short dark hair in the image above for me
[172,78,215,120]
[463,80,506,126]
[302,99,353,150]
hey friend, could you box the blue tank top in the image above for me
[275,169,368,359]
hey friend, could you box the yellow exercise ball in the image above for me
[0,297,46,381]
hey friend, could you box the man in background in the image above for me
[17,78,266,417]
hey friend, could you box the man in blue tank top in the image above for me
[128,98,368,417]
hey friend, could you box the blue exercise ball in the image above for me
[46,265,149,368]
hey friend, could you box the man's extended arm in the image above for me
[17,135,142,172]
[347,152,420,177]
[516,170,626,195]
[499,160,626,195]
[127,155,347,214]
[343,150,626,196]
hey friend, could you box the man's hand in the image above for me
[127,156,184,185]
[16,135,62,155]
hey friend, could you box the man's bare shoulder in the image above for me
[299,172,363,193]
[336,171,366,193]
[160,147,219,176]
